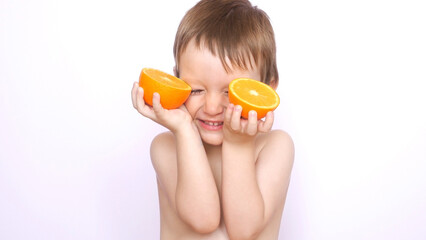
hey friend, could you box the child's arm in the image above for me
[132,83,221,233]
[221,104,294,239]
[150,127,221,233]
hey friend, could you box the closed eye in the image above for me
[190,89,204,95]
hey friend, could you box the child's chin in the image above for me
[201,136,223,146]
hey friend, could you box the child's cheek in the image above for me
[184,97,201,117]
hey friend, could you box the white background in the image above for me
[1,0,425,239]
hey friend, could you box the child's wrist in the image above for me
[172,123,199,139]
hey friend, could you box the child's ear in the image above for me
[173,66,179,78]
[269,77,278,90]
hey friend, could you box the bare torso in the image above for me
[154,132,285,240]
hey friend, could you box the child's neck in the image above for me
[203,142,222,160]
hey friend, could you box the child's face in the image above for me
[178,40,261,146]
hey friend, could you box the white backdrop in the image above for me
[1,0,425,239]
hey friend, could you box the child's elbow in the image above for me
[227,224,262,240]
[189,216,220,234]
[177,201,221,234]
[228,231,260,240]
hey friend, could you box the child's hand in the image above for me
[131,82,194,133]
[223,103,274,144]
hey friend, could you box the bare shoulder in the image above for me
[256,129,295,170]
[150,131,175,150]
[264,129,293,144]
[150,131,177,173]
[257,130,294,156]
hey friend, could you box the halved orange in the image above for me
[139,68,192,109]
[228,78,280,119]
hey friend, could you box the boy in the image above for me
[131,0,294,239]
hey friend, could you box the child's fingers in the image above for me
[135,87,146,112]
[152,92,165,118]
[246,110,258,135]
[224,104,234,124]
[259,111,274,132]
[131,82,139,109]
[135,87,145,111]
[135,87,155,118]
[230,105,242,130]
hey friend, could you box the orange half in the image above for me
[228,78,280,119]
[139,68,191,109]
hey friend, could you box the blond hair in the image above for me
[173,0,278,86]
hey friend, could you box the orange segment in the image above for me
[139,68,192,109]
[228,78,280,119]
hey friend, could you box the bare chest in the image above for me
[208,157,222,196]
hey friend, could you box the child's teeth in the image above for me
[205,121,221,126]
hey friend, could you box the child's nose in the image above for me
[203,93,225,116]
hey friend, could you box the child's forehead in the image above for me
[180,39,222,60]
[179,39,260,77]
[179,49,261,87]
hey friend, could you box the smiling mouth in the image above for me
[201,120,223,126]
[198,120,224,130]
